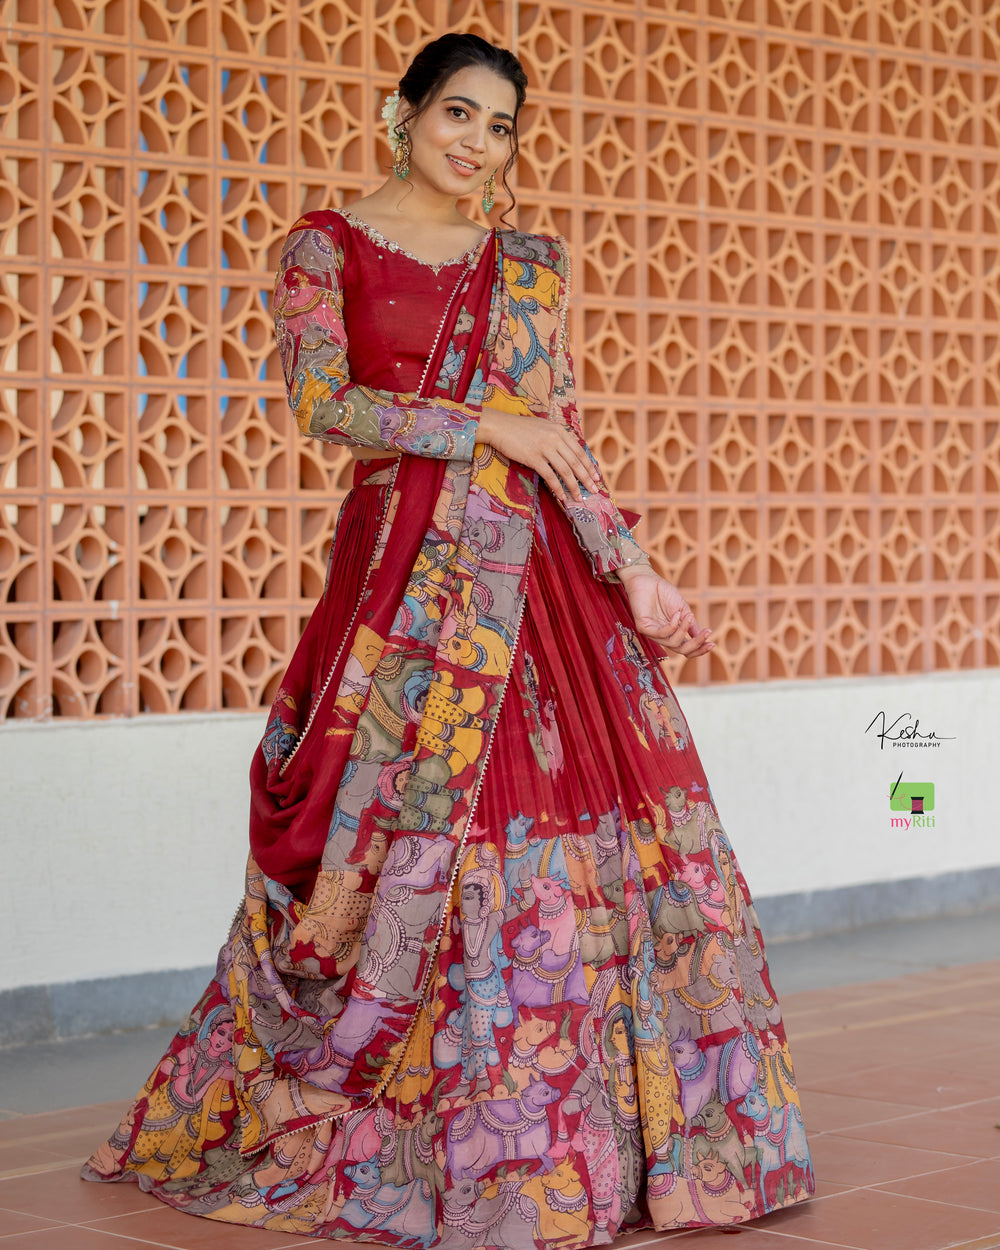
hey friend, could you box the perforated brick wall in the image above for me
[1,0,998,717]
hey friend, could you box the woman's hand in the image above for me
[476,408,598,503]
[617,568,714,659]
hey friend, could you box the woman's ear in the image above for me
[396,96,415,128]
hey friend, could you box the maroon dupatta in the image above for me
[230,228,542,1151]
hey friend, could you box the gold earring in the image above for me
[482,172,496,214]
[393,128,411,180]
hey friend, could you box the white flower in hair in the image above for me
[382,90,401,151]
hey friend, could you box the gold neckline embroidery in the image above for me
[334,209,492,274]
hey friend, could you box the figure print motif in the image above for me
[83,218,814,1246]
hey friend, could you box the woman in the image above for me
[84,33,815,1245]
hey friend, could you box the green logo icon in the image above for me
[889,781,934,813]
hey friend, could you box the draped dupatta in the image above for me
[232,232,542,1154]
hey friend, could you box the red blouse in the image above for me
[335,211,487,394]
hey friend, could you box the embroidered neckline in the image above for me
[334,209,492,274]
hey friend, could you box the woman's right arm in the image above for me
[273,215,480,461]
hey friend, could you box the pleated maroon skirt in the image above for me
[82,456,814,1243]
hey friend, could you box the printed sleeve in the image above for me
[547,237,651,581]
[272,214,480,460]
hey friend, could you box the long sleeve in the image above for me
[547,238,650,581]
[272,215,480,460]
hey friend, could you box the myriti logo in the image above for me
[888,771,936,829]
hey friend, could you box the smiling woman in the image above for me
[82,30,815,1248]
[390,37,522,225]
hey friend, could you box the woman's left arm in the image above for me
[549,238,713,659]
[545,238,648,580]
[546,326,649,582]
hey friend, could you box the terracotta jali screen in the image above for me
[1,0,999,717]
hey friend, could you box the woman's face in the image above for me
[402,65,518,201]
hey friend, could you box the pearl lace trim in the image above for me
[334,209,491,274]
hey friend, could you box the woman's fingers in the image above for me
[551,450,590,501]
[564,439,600,492]
[676,627,714,656]
[654,608,695,644]
[543,456,578,505]
[639,610,713,656]
[652,630,713,657]
[544,435,594,502]
[657,625,694,650]
[539,464,567,504]
[686,632,715,657]
[623,569,714,659]
[481,412,600,502]
[534,448,594,503]
[535,428,595,499]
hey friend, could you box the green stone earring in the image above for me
[393,129,411,181]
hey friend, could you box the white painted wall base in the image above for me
[682,669,995,899]
[1,670,995,996]
[1,713,263,993]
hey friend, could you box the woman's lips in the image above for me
[447,155,480,177]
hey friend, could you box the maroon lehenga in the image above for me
[83,214,814,1244]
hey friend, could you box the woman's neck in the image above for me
[358,178,468,227]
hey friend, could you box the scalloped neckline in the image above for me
[334,209,492,274]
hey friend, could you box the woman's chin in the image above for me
[413,165,483,199]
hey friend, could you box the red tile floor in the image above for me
[0,959,998,1249]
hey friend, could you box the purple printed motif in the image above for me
[445,1076,560,1180]
[508,875,588,1014]
[670,1029,761,1122]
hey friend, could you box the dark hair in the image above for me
[463,881,485,906]
[395,33,528,224]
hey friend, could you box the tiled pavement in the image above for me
[0,943,998,1248]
